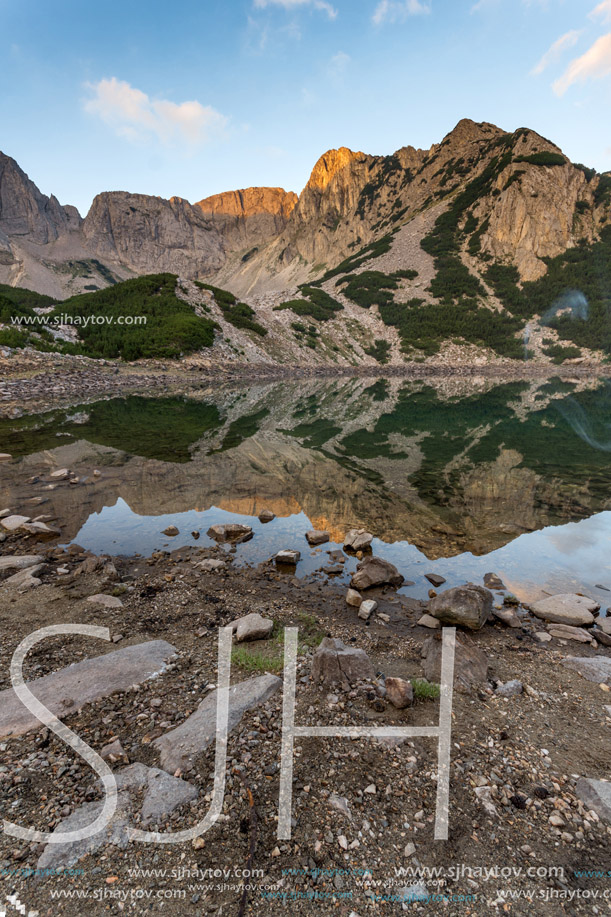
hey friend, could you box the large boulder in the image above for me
[422,634,489,693]
[207,523,253,543]
[343,529,373,551]
[311,637,375,686]
[530,594,599,627]
[351,556,403,590]
[153,674,281,772]
[428,585,492,631]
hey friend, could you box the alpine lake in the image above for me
[1,374,610,607]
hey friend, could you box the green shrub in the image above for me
[542,343,582,364]
[53,274,219,359]
[364,339,391,364]
[514,152,566,167]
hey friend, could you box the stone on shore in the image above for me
[358,599,377,621]
[575,778,611,824]
[594,616,611,635]
[346,588,362,607]
[343,529,373,552]
[0,640,177,739]
[422,634,489,692]
[385,677,413,709]
[531,594,598,627]
[2,564,45,591]
[311,638,375,686]
[561,655,611,686]
[0,514,31,532]
[0,453,11,462]
[418,613,441,629]
[548,623,596,644]
[153,674,281,772]
[592,628,611,647]
[351,556,403,590]
[230,612,274,642]
[195,558,226,573]
[86,593,124,609]
[492,607,521,628]
[495,679,523,697]
[275,549,300,565]
[37,764,198,870]
[207,523,253,543]
[0,554,45,582]
[306,530,330,546]
[428,585,492,631]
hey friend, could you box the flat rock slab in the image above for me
[561,655,611,686]
[0,555,44,582]
[575,778,611,824]
[425,573,446,588]
[275,549,300,565]
[153,674,281,773]
[531,594,599,627]
[195,558,226,573]
[0,515,30,532]
[37,763,197,871]
[483,572,506,591]
[207,523,252,543]
[0,640,177,739]
[86,593,124,609]
[492,607,521,628]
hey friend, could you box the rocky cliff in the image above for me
[1,118,610,309]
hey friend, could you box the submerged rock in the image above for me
[306,529,330,546]
[207,523,253,543]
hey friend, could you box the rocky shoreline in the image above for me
[0,495,610,915]
[1,346,610,420]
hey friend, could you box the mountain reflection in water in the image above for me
[1,376,610,604]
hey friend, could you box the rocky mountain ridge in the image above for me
[1,119,609,301]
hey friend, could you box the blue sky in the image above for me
[2,0,610,215]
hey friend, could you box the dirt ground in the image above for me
[0,528,610,917]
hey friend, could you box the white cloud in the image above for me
[372,0,431,25]
[328,50,350,77]
[84,78,227,146]
[553,32,611,95]
[531,30,582,75]
[590,0,611,23]
[253,0,337,19]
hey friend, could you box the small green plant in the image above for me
[364,339,391,364]
[514,152,566,167]
[411,678,441,700]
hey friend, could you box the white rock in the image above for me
[343,529,373,551]
[418,613,441,629]
[230,613,274,642]
[1,515,31,532]
[50,468,69,479]
[275,549,300,565]
[86,593,124,608]
[358,600,377,621]
[346,588,362,607]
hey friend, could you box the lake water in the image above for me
[1,375,610,606]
